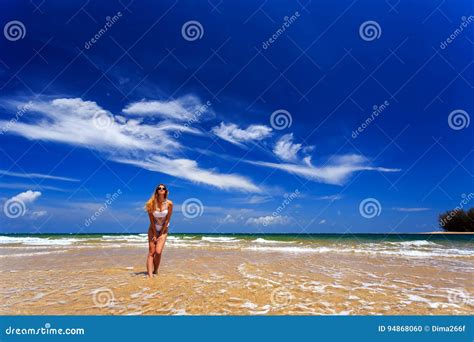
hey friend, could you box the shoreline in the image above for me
[421,231,474,234]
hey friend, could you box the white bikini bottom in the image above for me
[155,224,170,231]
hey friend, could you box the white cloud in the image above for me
[245,195,274,204]
[246,154,400,185]
[1,98,161,151]
[0,183,66,192]
[0,98,261,193]
[217,214,238,224]
[316,194,343,201]
[319,219,326,224]
[273,133,303,162]
[246,215,290,226]
[32,210,47,218]
[212,122,272,147]
[9,190,42,204]
[0,169,79,182]
[392,207,430,212]
[122,95,212,121]
[114,155,261,192]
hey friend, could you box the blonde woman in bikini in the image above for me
[145,184,173,278]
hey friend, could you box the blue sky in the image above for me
[0,0,472,234]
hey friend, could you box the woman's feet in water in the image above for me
[146,270,158,278]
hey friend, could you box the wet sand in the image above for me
[0,235,473,315]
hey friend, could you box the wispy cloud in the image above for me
[246,215,290,226]
[247,154,400,185]
[0,97,261,193]
[122,95,213,121]
[242,195,274,204]
[315,194,343,201]
[212,122,272,147]
[0,182,67,192]
[113,155,261,192]
[273,133,303,162]
[0,169,79,182]
[31,210,47,218]
[392,207,430,212]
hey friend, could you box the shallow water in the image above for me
[0,234,472,315]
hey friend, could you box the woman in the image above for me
[145,184,173,278]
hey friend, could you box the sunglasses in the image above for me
[156,186,167,191]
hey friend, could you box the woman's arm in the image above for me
[148,211,157,240]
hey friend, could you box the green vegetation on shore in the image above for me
[439,207,474,232]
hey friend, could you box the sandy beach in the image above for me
[1,234,473,315]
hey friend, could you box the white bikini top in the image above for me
[153,209,168,219]
[153,200,169,219]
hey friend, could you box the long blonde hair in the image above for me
[145,184,168,213]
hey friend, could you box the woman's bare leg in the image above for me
[153,253,160,274]
[147,240,156,278]
[153,233,168,275]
